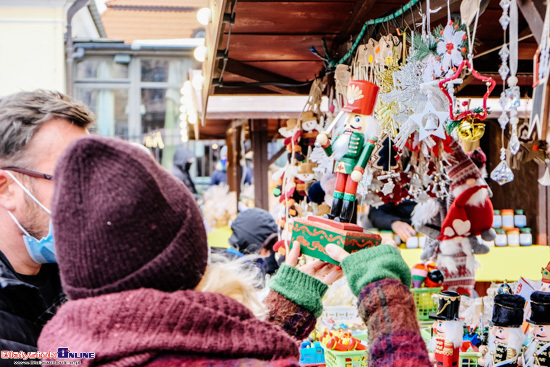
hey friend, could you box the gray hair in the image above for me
[0,90,95,164]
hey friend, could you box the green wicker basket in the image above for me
[322,348,367,367]
[410,287,443,321]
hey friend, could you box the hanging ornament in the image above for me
[409,100,449,140]
[456,116,486,142]
[539,160,550,186]
[439,60,496,121]
[373,136,399,171]
[528,1,550,139]
[490,148,514,185]
[460,0,480,26]
[499,0,522,156]
[498,92,510,129]
[436,21,467,75]
[381,180,395,195]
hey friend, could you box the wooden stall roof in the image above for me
[202,0,544,126]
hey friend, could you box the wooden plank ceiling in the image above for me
[202,0,542,137]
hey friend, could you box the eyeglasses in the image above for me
[1,166,53,181]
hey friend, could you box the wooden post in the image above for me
[226,124,242,211]
[251,119,269,210]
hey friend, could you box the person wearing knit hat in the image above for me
[228,208,278,255]
[37,136,333,366]
[39,136,431,366]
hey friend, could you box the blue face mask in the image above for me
[5,172,57,264]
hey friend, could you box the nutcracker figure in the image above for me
[524,291,550,367]
[478,293,526,367]
[316,80,381,222]
[429,291,463,367]
[540,261,550,292]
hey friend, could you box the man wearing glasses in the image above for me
[0,90,93,353]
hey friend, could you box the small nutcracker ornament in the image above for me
[540,261,550,292]
[316,80,381,222]
[478,293,526,367]
[298,111,322,157]
[524,291,550,367]
[429,291,463,367]
[279,118,305,162]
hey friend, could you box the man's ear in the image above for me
[0,171,17,212]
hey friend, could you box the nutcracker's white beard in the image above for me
[523,339,539,367]
[333,133,351,161]
[486,328,526,367]
[428,320,464,351]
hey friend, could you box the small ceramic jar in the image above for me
[495,229,507,247]
[493,210,502,229]
[520,228,532,246]
[501,209,515,230]
[507,228,520,247]
[406,236,419,249]
[514,209,527,228]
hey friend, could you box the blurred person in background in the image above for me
[228,208,278,257]
[210,145,228,186]
[0,90,93,353]
[260,233,282,276]
[170,147,197,195]
[368,200,417,243]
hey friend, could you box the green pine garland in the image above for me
[446,107,490,134]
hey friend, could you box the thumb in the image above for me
[285,241,302,267]
[326,244,349,263]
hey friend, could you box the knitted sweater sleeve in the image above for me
[340,245,431,367]
[265,264,328,340]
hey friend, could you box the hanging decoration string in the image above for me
[465,4,481,68]
[311,0,421,70]
[509,0,518,79]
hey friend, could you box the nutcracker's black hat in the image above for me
[491,293,526,328]
[527,291,550,325]
[429,291,461,321]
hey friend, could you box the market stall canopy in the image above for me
[202,0,543,119]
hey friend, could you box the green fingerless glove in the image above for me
[269,263,328,317]
[340,244,412,296]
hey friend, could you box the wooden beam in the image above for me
[201,0,230,124]
[223,59,308,95]
[213,86,280,95]
[455,74,476,93]
[235,0,355,2]
[268,145,286,166]
[517,0,544,44]
[331,0,377,50]
[215,81,310,95]
[251,119,270,210]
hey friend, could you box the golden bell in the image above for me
[457,117,485,142]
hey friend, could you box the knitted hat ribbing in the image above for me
[445,142,482,189]
[52,136,208,300]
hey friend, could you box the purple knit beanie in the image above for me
[51,136,208,300]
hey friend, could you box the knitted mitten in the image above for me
[269,263,328,317]
[340,245,412,296]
